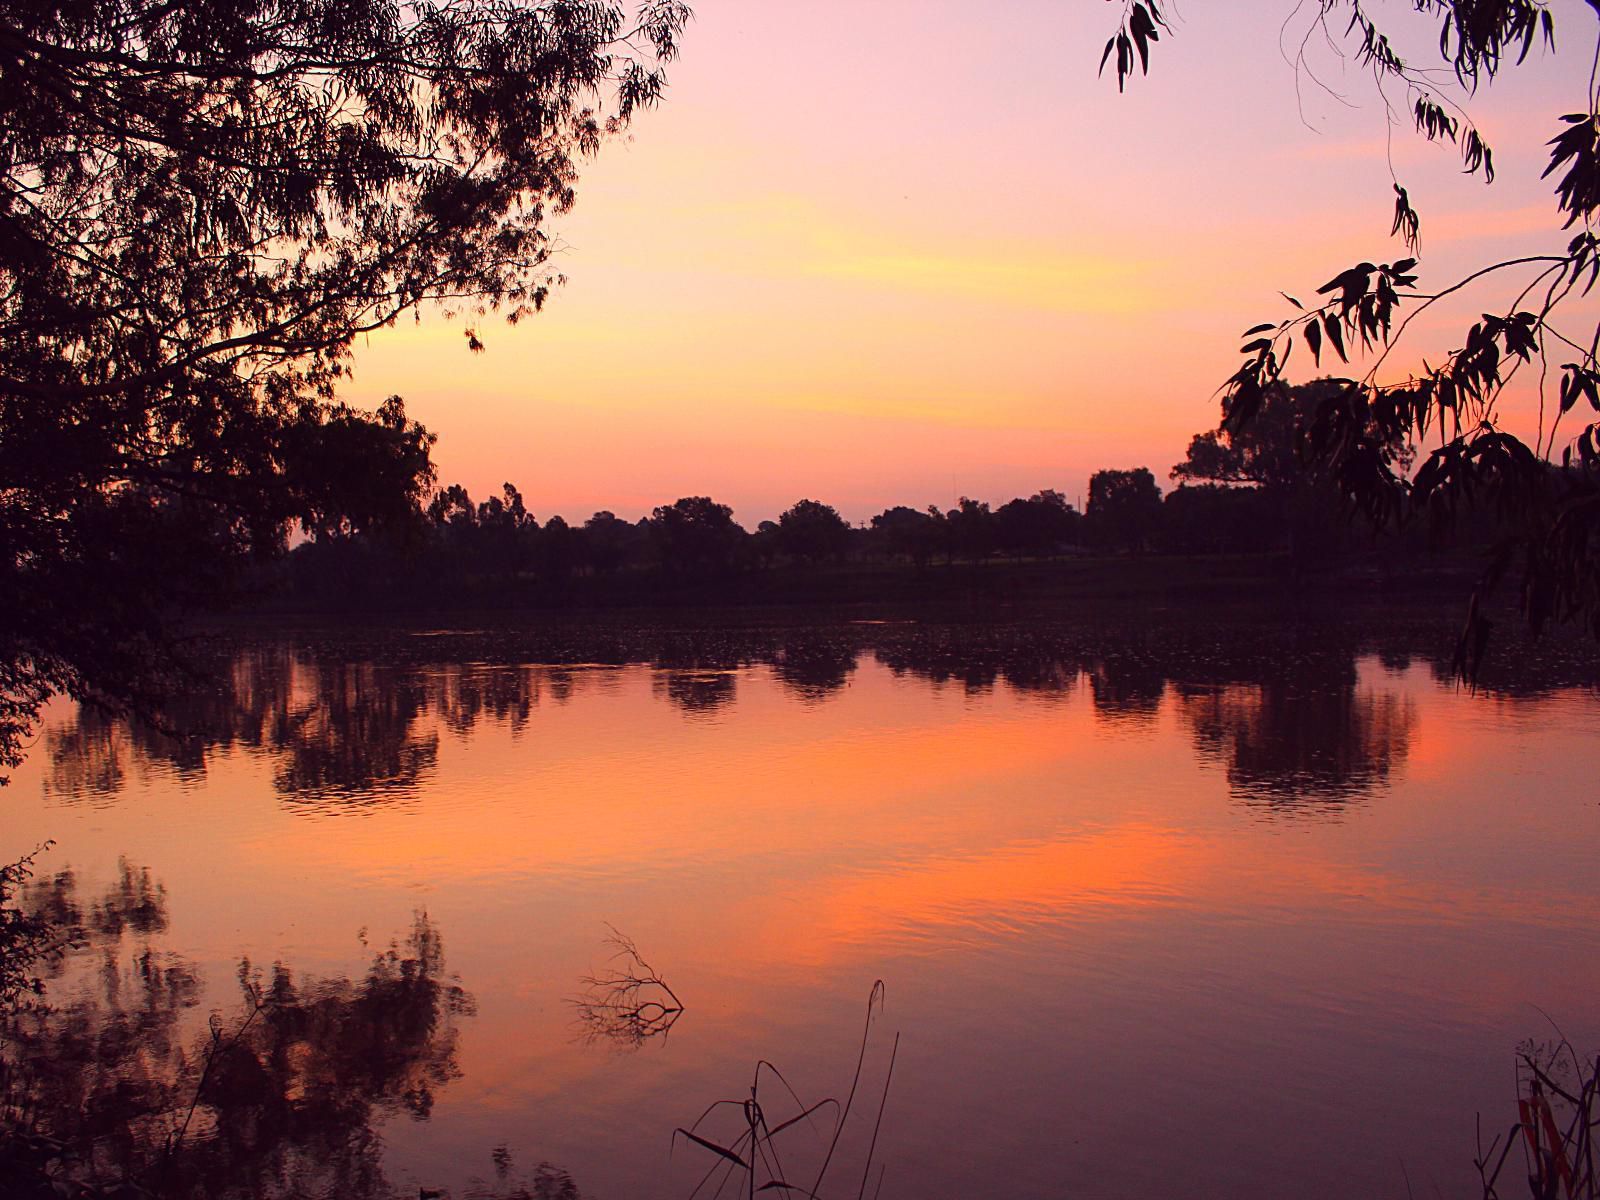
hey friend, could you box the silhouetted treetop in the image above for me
[868,505,941,566]
[1172,382,1327,492]
[1086,468,1161,553]
[777,499,851,564]
[649,496,744,575]
[994,491,1081,558]
[946,497,996,563]
[582,510,643,574]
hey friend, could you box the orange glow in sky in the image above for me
[341,0,1595,524]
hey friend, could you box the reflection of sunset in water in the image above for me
[7,624,1600,1199]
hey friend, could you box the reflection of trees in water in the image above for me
[1425,637,1600,701]
[1,864,493,1200]
[42,652,636,806]
[878,627,1416,810]
[1087,653,1165,723]
[429,663,594,736]
[873,631,1083,699]
[877,642,1009,694]
[641,634,769,717]
[996,652,1079,698]
[769,637,858,702]
[272,662,439,805]
[38,622,1581,814]
[41,707,130,798]
[1174,663,1415,812]
[42,647,439,806]
[1378,648,1414,674]
[652,669,737,716]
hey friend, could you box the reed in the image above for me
[673,981,896,1200]
[1476,1037,1600,1200]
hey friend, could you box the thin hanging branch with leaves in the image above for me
[1101,0,1600,675]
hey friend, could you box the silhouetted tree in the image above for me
[476,484,537,580]
[1032,489,1084,547]
[1170,380,1399,561]
[922,505,955,565]
[776,499,852,565]
[1173,383,1313,494]
[1086,468,1162,553]
[869,506,940,567]
[537,516,580,582]
[995,491,1082,558]
[1160,484,1279,555]
[648,497,745,577]
[428,485,478,533]
[0,850,66,1009]
[3,397,435,781]
[581,511,643,575]
[946,498,997,562]
[752,521,782,569]
[424,482,501,587]
[0,0,691,777]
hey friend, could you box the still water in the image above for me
[5,615,1599,1199]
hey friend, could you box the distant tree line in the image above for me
[276,383,1520,609]
[284,487,1087,603]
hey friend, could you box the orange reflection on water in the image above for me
[752,823,1205,965]
[9,637,1600,1200]
[248,663,1171,888]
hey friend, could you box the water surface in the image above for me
[6,616,1599,1199]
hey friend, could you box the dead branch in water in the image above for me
[571,926,684,1049]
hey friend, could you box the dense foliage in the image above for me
[0,0,690,775]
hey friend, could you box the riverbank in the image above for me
[253,547,1491,620]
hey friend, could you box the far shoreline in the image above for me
[240,548,1494,621]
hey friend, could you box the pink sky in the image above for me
[342,0,1597,526]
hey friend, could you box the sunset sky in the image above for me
[344,0,1594,525]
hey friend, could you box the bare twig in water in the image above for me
[571,926,684,1049]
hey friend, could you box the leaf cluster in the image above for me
[1547,113,1600,228]
[1098,0,1168,92]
